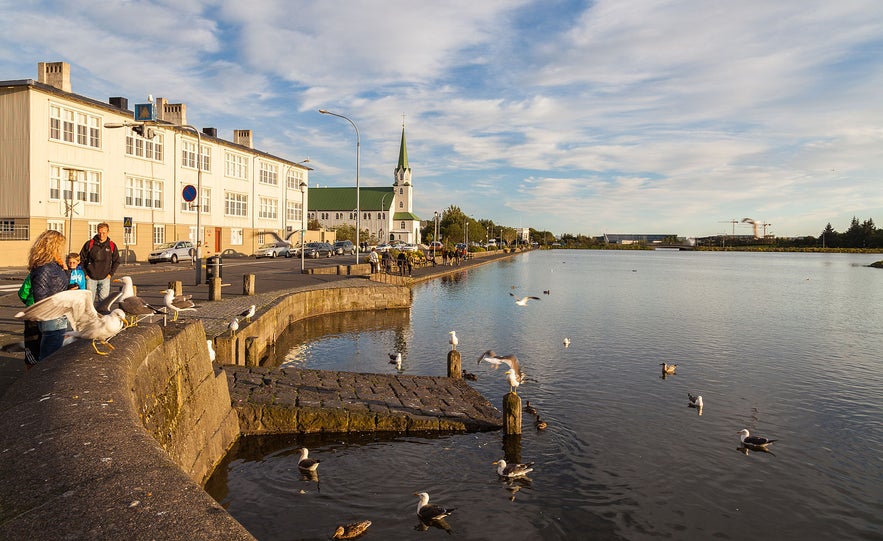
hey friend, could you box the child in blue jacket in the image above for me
[67,252,87,290]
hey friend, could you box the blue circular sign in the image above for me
[182,184,197,202]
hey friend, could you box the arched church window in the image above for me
[399,201,403,209]
[399,188,403,194]
[400,221,405,229]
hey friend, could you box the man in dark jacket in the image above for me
[79,222,120,304]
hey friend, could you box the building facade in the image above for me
[307,127,421,244]
[0,61,311,265]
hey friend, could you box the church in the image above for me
[307,126,421,244]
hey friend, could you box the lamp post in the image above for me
[300,180,308,272]
[62,167,84,254]
[379,191,392,243]
[433,211,439,259]
[177,125,203,285]
[319,109,360,264]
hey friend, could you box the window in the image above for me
[126,132,164,161]
[399,201,403,209]
[49,165,101,204]
[258,196,278,219]
[259,161,278,185]
[189,226,199,244]
[377,213,382,219]
[230,228,243,246]
[49,103,101,149]
[286,200,303,222]
[153,224,165,245]
[125,177,163,209]
[257,233,266,245]
[400,221,405,230]
[224,192,248,217]
[225,152,249,180]
[123,224,137,245]
[399,188,403,194]
[180,187,211,214]
[286,168,305,189]
[182,140,210,171]
[47,220,65,234]
[88,222,100,238]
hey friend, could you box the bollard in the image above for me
[243,273,255,296]
[337,265,346,275]
[169,280,182,296]
[209,277,222,301]
[447,350,461,378]
[503,392,522,435]
[214,334,235,365]
[245,336,263,366]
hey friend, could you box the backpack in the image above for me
[88,238,116,252]
[18,274,34,306]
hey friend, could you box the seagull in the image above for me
[660,362,678,375]
[543,290,550,295]
[524,400,537,415]
[414,492,455,522]
[448,330,459,351]
[510,292,541,306]
[161,289,196,321]
[389,353,403,370]
[228,317,239,337]
[563,337,571,347]
[688,393,703,408]
[113,277,162,325]
[332,520,372,540]
[535,416,548,430]
[297,447,320,471]
[477,350,521,374]
[505,368,522,394]
[206,339,216,362]
[493,459,535,478]
[738,429,777,448]
[238,304,256,322]
[15,290,128,355]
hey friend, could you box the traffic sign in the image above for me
[134,103,156,122]
[123,216,133,229]
[182,184,197,202]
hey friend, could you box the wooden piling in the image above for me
[214,334,235,365]
[209,277,222,301]
[243,273,255,296]
[447,350,462,378]
[168,280,182,296]
[503,392,522,435]
[245,336,263,366]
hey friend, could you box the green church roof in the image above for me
[397,127,409,170]
[308,186,395,211]
[393,211,420,221]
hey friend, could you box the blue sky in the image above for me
[2,0,882,238]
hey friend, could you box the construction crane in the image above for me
[740,218,772,239]
[719,219,739,236]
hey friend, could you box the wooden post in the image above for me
[337,265,346,275]
[209,277,222,301]
[245,336,263,366]
[503,392,522,435]
[214,334,235,365]
[447,350,461,378]
[168,280,182,296]
[243,273,255,296]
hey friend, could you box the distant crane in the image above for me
[741,218,772,239]
[719,219,739,236]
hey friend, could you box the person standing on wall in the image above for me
[79,222,120,304]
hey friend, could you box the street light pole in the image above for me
[434,211,439,260]
[62,167,84,254]
[300,180,308,272]
[319,109,360,264]
[179,125,203,286]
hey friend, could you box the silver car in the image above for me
[303,242,334,258]
[148,240,195,264]
[254,242,290,258]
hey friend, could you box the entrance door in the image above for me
[215,228,222,253]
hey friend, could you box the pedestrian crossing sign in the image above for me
[124,216,133,229]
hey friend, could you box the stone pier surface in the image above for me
[226,365,503,434]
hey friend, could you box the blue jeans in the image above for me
[87,276,112,304]
[38,317,68,360]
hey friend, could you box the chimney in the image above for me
[155,97,168,121]
[202,127,218,138]
[108,97,128,110]
[234,129,253,149]
[160,101,187,126]
[37,62,71,93]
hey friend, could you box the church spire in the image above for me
[397,124,409,171]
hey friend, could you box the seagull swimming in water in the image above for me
[389,352,402,370]
[161,289,196,321]
[238,304,256,322]
[738,429,777,448]
[660,362,678,375]
[493,459,535,478]
[510,292,541,306]
[688,393,703,408]
[563,337,571,348]
[414,492,455,522]
[297,447,320,471]
[16,290,128,355]
[448,330,459,351]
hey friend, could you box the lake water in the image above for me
[205,250,883,540]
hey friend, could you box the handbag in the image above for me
[18,273,34,306]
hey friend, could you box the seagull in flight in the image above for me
[161,289,196,321]
[448,330,459,351]
[477,350,522,376]
[493,459,535,478]
[510,292,541,306]
[16,289,128,355]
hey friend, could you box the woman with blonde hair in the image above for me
[27,230,70,361]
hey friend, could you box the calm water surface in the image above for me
[206,250,883,540]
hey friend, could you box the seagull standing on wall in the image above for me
[238,304,256,322]
[448,331,459,351]
[161,289,196,321]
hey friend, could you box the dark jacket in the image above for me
[79,235,120,280]
[30,262,69,303]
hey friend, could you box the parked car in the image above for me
[148,240,194,264]
[400,243,419,252]
[303,242,334,258]
[428,241,443,250]
[376,243,393,252]
[333,240,356,255]
[254,242,290,258]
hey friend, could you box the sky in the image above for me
[2,0,882,238]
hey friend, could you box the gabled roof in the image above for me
[308,186,394,211]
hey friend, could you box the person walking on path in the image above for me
[28,230,71,361]
[79,222,120,304]
[369,247,379,274]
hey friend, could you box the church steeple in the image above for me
[397,126,409,171]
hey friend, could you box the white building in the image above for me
[0,61,311,265]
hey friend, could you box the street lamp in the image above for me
[433,211,439,259]
[379,191,392,242]
[300,180,308,272]
[61,167,84,254]
[178,125,204,286]
[319,109,360,264]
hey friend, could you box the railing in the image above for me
[0,224,29,241]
